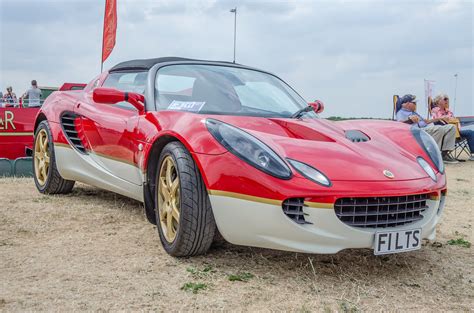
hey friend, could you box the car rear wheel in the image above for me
[155,142,216,256]
[33,120,75,194]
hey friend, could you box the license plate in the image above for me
[374,229,421,255]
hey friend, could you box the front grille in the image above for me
[282,198,312,225]
[335,194,430,228]
[61,113,87,154]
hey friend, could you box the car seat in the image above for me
[192,75,241,113]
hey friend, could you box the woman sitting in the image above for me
[432,94,474,161]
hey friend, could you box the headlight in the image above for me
[417,157,437,182]
[287,159,332,187]
[206,119,292,179]
[411,127,444,173]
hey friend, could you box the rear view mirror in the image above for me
[308,100,324,114]
[93,87,145,114]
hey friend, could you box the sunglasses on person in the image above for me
[444,97,449,101]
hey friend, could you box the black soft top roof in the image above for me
[109,57,237,72]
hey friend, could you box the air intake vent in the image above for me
[345,130,369,142]
[335,194,430,228]
[282,198,312,225]
[60,113,87,154]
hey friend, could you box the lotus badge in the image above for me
[383,170,394,179]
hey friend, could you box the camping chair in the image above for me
[428,97,471,160]
[392,94,411,124]
[451,135,472,160]
[392,95,402,120]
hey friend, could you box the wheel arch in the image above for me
[143,133,210,225]
[34,112,48,132]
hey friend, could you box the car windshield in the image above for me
[154,64,316,118]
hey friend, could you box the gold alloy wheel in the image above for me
[157,156,181,243]
[34,129,50,186]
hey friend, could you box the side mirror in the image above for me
[93,87,145,114]
[308,100,325,114]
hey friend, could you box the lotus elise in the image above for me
[33,57,447,256]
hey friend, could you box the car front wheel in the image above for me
[155,141,216,257]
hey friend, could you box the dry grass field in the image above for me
[0,162,472,311]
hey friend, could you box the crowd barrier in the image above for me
[0,99,45,108]
[0,157,33,177]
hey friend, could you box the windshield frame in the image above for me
[146,61,314,118]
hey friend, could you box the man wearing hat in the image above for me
[396,94,458,164]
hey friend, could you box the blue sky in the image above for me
[0,0,472,118]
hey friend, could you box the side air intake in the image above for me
[60,113,87,154]
[282,198,312,225]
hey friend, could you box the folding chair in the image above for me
[392,95,401,120]
[449,129,471,160]
[392,94,412,124]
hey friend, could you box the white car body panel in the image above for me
[209,192,444,254]
[55,144,144,202]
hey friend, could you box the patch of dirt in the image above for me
[0,163,472,311]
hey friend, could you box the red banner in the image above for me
[102,0,117,63]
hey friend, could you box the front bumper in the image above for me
[195,152,447,254]
[209,191,446,254]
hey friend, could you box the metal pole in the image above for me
[230,7,237,63]
[453,73,458,113]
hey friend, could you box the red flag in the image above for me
[101,0,117,63]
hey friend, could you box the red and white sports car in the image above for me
[33,57,447,257]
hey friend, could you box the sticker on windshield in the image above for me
[168,101,205,112]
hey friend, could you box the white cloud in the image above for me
[1,0,472,117]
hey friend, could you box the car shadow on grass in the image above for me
[186,237,446,284]
[66,184,144,217]
[208,243,439,275]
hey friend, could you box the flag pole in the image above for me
[233,7,237,63]
[230,7,237,63]
[100,0,107,73]
[453,73,458,114]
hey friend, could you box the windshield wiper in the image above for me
[290,105,313,119]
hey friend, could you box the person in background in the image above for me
[3,86,17,107]
[432,93,474,161]
[396,94,458,164]
[22,80,42,107]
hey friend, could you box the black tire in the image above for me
[33,120,75,194]
[155,142,216,257]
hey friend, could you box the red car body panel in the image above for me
[133,112,444,198]
[58,83,86,91]
[39,92,446,205]
[34,62,446,208]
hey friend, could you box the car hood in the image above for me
[208,115,429,182]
